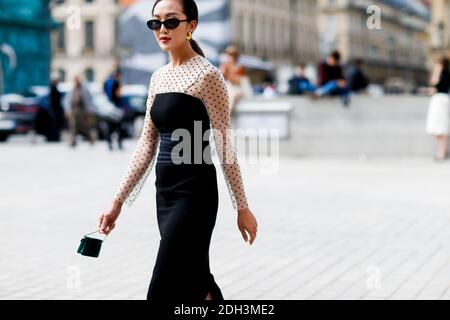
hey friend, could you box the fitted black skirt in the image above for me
[147,162,224,301]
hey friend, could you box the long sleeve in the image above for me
[200,66,249,210]
[113,71,160,207]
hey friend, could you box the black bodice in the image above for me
[150,92,213,165]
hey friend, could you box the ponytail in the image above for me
[189,38,205,57]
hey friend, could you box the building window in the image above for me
[249,15,255,54]
[114,17,119,48]
[84,21,95,52]
[387,36,396,62]
[52,22,65,53]
[57,23,65,51]
[84,68,95,82]
[368,45,379,60]
[237,13,243,48]
[85,0,94,3]
[432,22,445,49]
[402,51,409,65]
[58,69,66,82]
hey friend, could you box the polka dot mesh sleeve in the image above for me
[113,71,160,207]
[199,66,249,211]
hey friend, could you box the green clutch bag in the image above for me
[77,231,107,258]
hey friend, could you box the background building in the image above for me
[46,0,436,91]
[318,0,430,89]
[231,0,319,65]
[51,0,120,84]
[0,0,56,94]
[118,0,319,86]
[231,0,320,85]
[429,0,450,63]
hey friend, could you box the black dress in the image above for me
[113,55,249,301]
[147,92,223,300]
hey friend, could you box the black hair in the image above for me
[354,58,363,67]
[440,56,450,73]
[330,50,341,62]
[152,0,205,57]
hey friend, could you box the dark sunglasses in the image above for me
[147,18,189,31]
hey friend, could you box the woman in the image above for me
[220,46,246,115]
[426,56,450,161]
[64,75,96,147]
[97,0,258,301]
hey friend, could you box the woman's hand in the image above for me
[98,200,122,235]
[237,208,258,245]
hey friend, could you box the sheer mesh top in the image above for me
[113,54,249,211]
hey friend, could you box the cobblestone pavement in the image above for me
[1,137,449,300]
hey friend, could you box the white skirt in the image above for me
[426,93,450,135]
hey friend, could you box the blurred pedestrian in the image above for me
[426,56,450,161]
[220,46,246,115]
[287,63,316,95]
[315,50,350,107]
[104,70,125,150]
[347,58,369,93]
[48,74,65,142]
[64,76,96,147]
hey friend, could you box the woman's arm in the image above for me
[200,66,248,210]
[200,66,257,244]
[113,71,160,206]
[99,71,160,234]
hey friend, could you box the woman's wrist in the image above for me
[237,207,249,215]
[112,199,123,210]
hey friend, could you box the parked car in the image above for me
[0,83,148,143]
[0,94,39,142]
[30,84,127,141]
[92,93,126,140]
[117,85,147,138]
[120,85,147,117]
[59,83,144,139]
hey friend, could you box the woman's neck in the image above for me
[169,48,198,68]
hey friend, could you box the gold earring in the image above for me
[186,32,192,40]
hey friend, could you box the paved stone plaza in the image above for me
[0,136,449,300]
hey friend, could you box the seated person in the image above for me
[347,58,369,93]
[288,63,316,95]
[315,50,350,106]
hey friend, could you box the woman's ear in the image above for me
[189,20,197,33]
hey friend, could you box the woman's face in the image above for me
[152,0,196,52]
